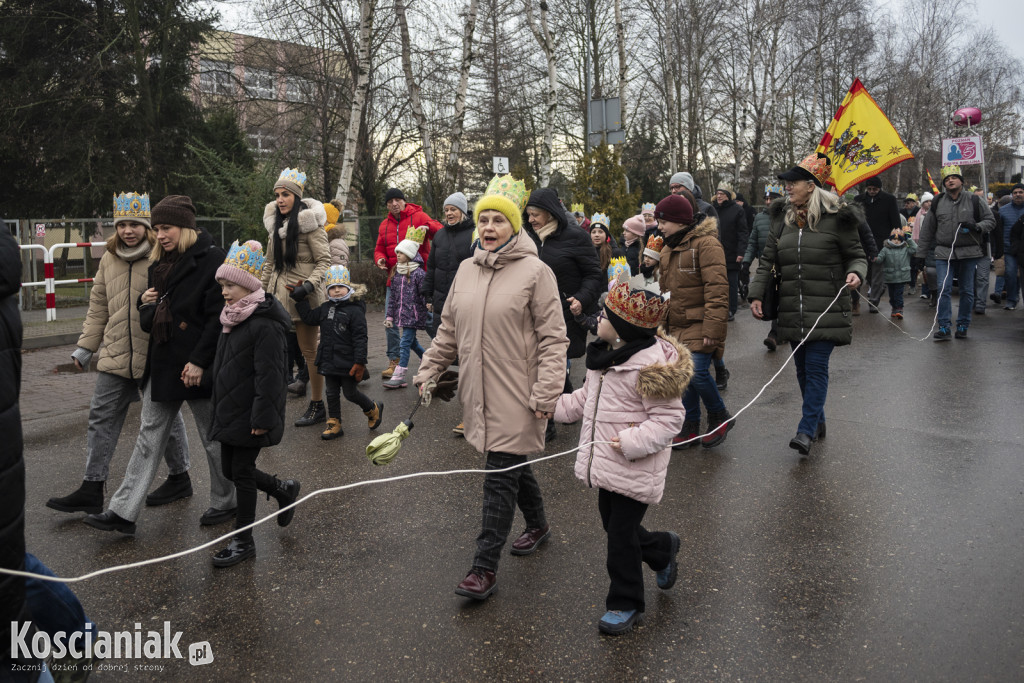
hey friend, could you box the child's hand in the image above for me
[610,437,622,452]
[251,428,268,436]
[384,319,393,328]
[426,303,433,312]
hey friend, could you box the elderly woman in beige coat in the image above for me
[261,168,332,427]
[415,175,569,601]
[47,192,191,516]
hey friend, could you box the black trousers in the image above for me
[474,451,547,572]
[324,374,375,419]
[287,331,308,382]
[598,488,673,613]
[220,443,277,541]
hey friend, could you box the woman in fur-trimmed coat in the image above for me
[261,173,332,427]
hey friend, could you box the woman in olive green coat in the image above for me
[749,153,867,456]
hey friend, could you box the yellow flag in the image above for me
[816,79,914,195]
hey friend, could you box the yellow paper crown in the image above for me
[223,240,266,278]
[571,203,585,214]
[405,226,427,245]
[607,256,630,284]
[605,281,668,329]
[474,174,527,233]
[940,165,962,181]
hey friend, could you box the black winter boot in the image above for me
[268,478,301,527]
[294,400,326,427]
[145,471,193,506]
[46,480,104,514]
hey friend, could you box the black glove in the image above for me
[289,281,314,302]
[432,370,459,402]
[959,221,977,232]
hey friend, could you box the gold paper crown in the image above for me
[113,192,151,220]
[484,174,528,211]
[607,256,630,284]
[223,240,266,278]
[606,281,668,329]
[570,203,585,214]
[940,165,962,181]
[644,234,664,253]
[277,167,307,192]
[405,226,427,245]
[591,213,610,228]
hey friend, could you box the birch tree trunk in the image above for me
[524,0,556,187]
[444,0,479,190]
[614,0,627,128]
[396,0,437,208]
[334,0,375,209]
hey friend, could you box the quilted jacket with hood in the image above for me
[296,285,369,376]
[555,335,692,505]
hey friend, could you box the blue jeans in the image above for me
[935,257,983,328]
[384,287,400,360]
[23,553,95,636]
[1005,252,1021,305]
[682,351,725,423]
[398,326,424,367]
[886,283,904,311]
[791,340,834,437]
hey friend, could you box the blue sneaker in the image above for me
[598,609,639,635]
[656,532,681,589]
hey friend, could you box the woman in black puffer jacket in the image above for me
[522,188,603,361]
[424,193,476,338]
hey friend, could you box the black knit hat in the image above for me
[384,188,406,203]
[865,176,882,188]
[150,195,197,230]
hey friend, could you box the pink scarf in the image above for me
[220,289,265,332]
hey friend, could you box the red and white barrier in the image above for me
[19,242,106,321]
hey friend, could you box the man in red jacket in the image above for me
[374,188,442,378]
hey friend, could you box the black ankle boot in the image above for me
[268,478,301,527]
[212,536,256,568]
[145,471,193,506]
[294,401,326,427]
[46,480,105,514]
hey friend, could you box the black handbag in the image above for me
[761,264,782,321]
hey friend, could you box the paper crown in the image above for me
[570,203,585,215]
[606,280,668,329]
[223,240,265,278]
[641,202,656,213]
[764,183,784,197]
[484,174,528,212]
[940,165,963,181]
[113,192,151,220]
[905,193,919,202]
[404,226,427,245]
[607,256,630,285]
[798,152,832,187]
[277,167,307,192]
[324,265,351,289]
[643,234,664,259]
[590,213,610,229]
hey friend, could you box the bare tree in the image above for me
[523,0,557,186]
[335,0,376,209]
[444,0,480,190]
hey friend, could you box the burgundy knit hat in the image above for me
[654,194,693,225]
[150,195,197,230]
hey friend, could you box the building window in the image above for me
[199,59,233,96]
[246,68,276,100]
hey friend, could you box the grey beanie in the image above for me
[669,172,695,192]
[443,192,468,216]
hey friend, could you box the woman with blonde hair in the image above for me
[749,153,867,455]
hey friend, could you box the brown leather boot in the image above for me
[321,418,343,440]
[454,568,497,600]
[364,401,383,430]
[381,358,399,379]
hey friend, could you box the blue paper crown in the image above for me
[641,203,656,213]
[607,256,630,283]
[113,192,151,219]
[324,265,351,289]
[278,167,307,191]
[223,240,266,278]
[590,213,610,228]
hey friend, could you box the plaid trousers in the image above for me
[473,451,548,572]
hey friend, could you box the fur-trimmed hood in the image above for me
[326,224,347,241]
[332,282,367,300]
[669,215,719,245]
[263,197,327,238]
[636,333,693,400]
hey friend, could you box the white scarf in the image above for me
[396,261,420,275]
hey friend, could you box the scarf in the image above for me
[534,219,558,243]
[220,289,265,332]
[150,251,181,345]
[623,232,640,246]
[639,261,657,279]
[793,205,809,228]
[664,224,695,249]
[329,290,352,302]
[585,336,656,370]
[396,261,420,275]
[115,241,151,262]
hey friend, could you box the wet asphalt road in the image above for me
[18,297,1024,681]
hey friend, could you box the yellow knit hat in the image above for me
[323,201,340,229]
[474,174,528,233]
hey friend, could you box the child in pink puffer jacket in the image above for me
[555,279,692,636]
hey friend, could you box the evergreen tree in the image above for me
[570,144,640,238]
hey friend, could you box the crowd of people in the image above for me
[17,156,1023,649]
